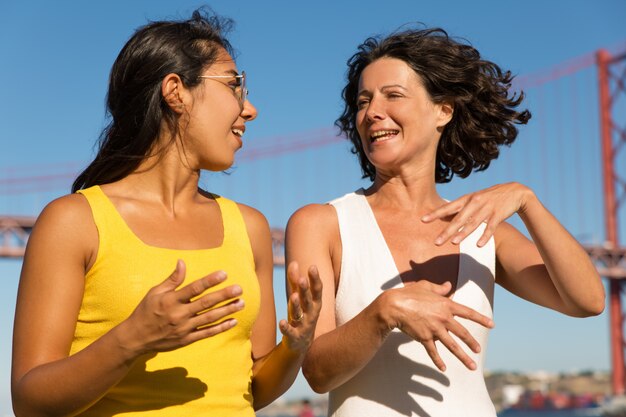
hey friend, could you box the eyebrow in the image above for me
[357,84,408,96]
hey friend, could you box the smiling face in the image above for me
[355,57,452,178]
[178,48,257,172]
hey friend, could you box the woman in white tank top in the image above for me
[286,27,604,417]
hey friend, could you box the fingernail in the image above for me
[421,215,431,222]
[229,318,238,327]
[452,237,460,244]
[214,271,227,281]
[435,237,443,245]
[175,259,186,273]
[469,361,477,370]
[231,285,242,296]
[235,299,245,308]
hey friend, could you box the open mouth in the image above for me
[232,128,244,137]
[370,130,399,143]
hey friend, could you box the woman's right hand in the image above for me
[118,260,244,357]
[377,280,494,372]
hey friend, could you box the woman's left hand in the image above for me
[279,262,323,353]
[421,182,535,247]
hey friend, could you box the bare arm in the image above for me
[423,182,605,317]
[497,192,604,316]
[11,196,243,417]
[239,205,322,410]
[288,204,387,393]
[288,204,493,393]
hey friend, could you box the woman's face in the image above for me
[182,48,258,171]
[355,57,452,177]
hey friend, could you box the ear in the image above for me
[436,101,454,128]
[161,73,187,114]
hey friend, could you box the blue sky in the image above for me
[1,0,625,414]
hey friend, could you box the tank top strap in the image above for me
[211,194,255,263]
[76,185,132,252]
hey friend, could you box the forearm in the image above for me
[251,338,305,410]
[520,194,605,316]
[12,323,139,417]
[302,299,389,393]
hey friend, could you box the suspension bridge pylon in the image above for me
[596,47,626,396]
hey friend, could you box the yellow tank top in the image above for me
[71,186,260,416]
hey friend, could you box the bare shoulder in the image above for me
[287,203,338,234]
[26,193,97,270]
[286,203,340,261]
[236,202,270,236]
[34,193,94,237]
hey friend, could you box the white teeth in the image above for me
[370,130,398,141]
[232,129,243,137]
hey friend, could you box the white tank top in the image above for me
[328,190,497,417]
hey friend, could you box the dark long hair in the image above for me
[336,27,531,183]
[72,9,234,192]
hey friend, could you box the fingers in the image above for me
[188,283,243,315]
[186,317,239,344]
[156,259,187,293]
[278,318,290,336]
[476,220,497,247]
[434,206,490,246]
[278,317,301,343]
[423,340,446,372]
[421,198,466,223]
[308,265,323,302]
[286,261,322,324]
[435,330,477,371]
[424,184,527,246]
[175,270,228,302]
[280,262,324,352]
[453,303,495,329]
[399,283,491,371]
[288,291,303,325]
[189,297,245,329]
[420,196,482,246]
[417,321,480,372]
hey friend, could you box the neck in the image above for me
[367,165,443,212]
[117,140,202,213]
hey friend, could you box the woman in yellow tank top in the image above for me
[11,8,322,417]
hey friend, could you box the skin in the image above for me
[11,48,322,416]
[286,57,605,394]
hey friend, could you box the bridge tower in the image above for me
[597,48,626,395]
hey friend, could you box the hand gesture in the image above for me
[380,280,494,372]
[121,260,245,355]
[279,261,323,352]
[421,182,534,247]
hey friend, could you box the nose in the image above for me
[241,99,257,122]
[364,97,385,122]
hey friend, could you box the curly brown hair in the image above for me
[336,27,531,183]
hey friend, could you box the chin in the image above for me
[202,159,235,172]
